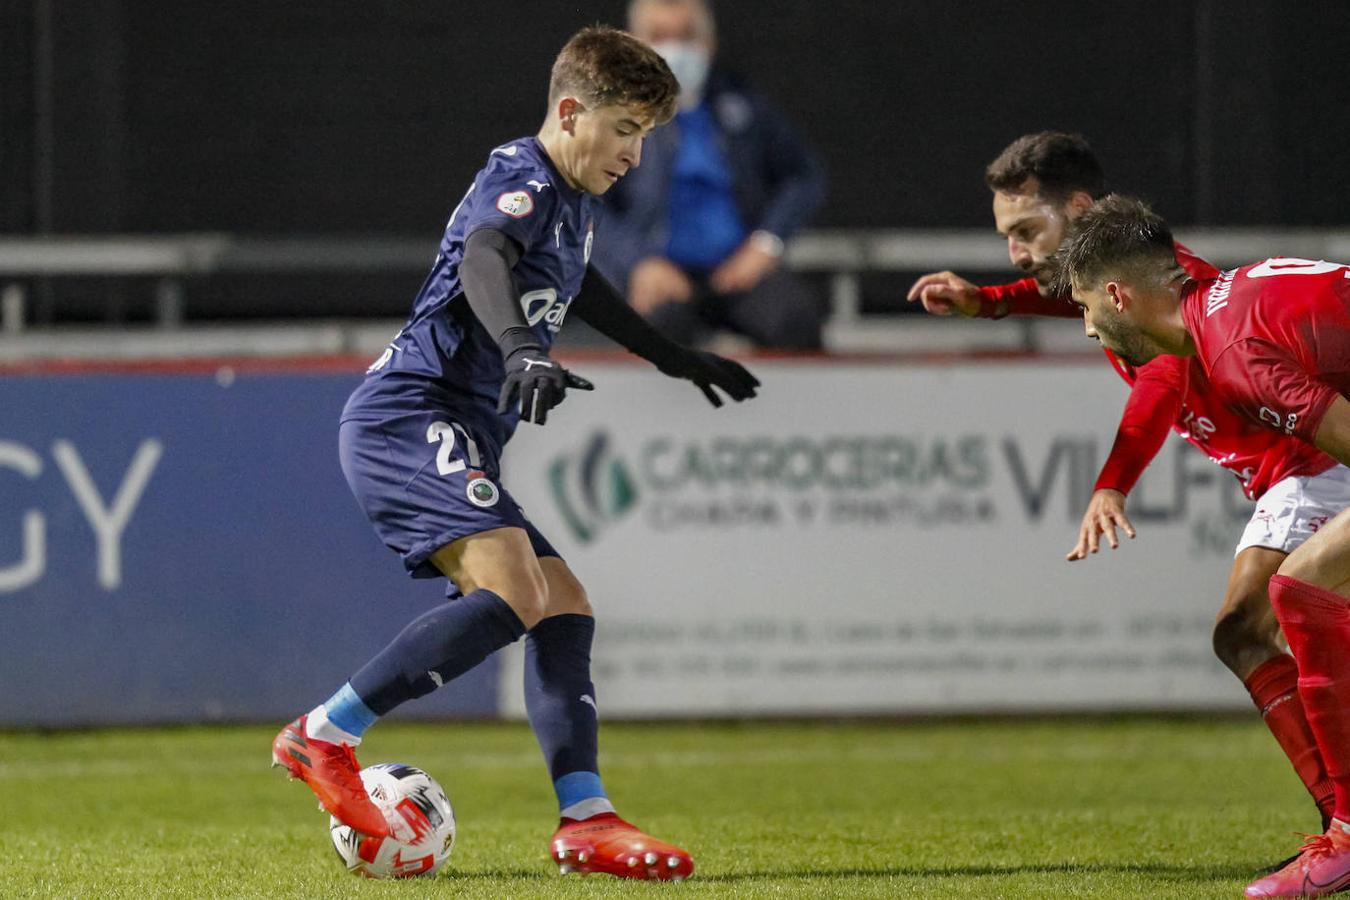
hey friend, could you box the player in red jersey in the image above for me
[907,133,1338,833]
[1059,195,1350,898]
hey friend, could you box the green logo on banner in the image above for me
[548,432,639,543]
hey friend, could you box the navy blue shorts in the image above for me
[339,410,559,585]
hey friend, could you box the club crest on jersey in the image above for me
[496,190,534,218]
[466,471,500,508]
[584,222,594,264]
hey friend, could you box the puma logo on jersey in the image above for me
[367,343,404,373]
[579,694,598,713]
[527,179,550,193]
[523,358,554,371]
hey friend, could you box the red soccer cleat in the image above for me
[550,813,694,881]
[1247,822,1350,898]
[270,715,390,838]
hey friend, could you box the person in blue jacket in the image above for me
[592,0,829,350]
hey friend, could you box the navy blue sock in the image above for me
[349,588,525,716]
[524,613,612,816]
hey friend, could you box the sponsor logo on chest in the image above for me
[521,288,573,333]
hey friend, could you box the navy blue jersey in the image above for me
[344,137,599,453]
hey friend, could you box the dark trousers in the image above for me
[646,267,825,351]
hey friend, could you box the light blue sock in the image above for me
[555,771,615,820]
[321,682,379,739]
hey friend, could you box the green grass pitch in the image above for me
[0,718,1321,898]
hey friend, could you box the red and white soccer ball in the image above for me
[329,763,456,878]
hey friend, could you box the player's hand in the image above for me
[658,350,760,407]
[709,241,779,295]
[498,347,594,426]
[629,257,693,316]
[905,271,983,317]
[1066,489,1137,561]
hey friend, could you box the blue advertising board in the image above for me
[0,364,498,726]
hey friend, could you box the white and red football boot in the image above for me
[271,715,390,838]
[550,813,693,880]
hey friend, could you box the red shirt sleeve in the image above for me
[978,244,1214,320]
[1172,241,1220,281]
[975,279,1081,319]
[1209,340,1341,443]
[1093,355,1189,494]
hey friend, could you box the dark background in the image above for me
[2,0,1347,317]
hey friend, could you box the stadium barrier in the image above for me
[0,362,496,726]
[1,356,1253,726]
[3,228,1350,352]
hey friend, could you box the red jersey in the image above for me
[1102,351,1336,500]
[978,244,1337,499]
[1181,257,1350,445]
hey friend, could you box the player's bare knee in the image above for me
[555,579,592,617]
[496,573,549,629]
[1212,602,1277,675]
[1279,539,1341,589]
[539,559,593,618]
[473,566,550,628]
[1212,563,1282,675]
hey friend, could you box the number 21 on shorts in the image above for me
[426,421,483,476]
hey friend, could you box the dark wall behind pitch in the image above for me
[5,0,1349,238]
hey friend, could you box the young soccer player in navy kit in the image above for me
[271,26,758,881]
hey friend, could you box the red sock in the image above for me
[1269,575,1350,823]
[1244,653,1336,822]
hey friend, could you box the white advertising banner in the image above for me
[497,358,1257,716]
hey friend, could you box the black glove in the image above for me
[657,350,760,408]
[497,346,594,425]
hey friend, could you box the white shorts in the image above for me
[1236,465,1350,556]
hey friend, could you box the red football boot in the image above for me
[1247,821,1350,898]
[270,715,390,838]
[550,813,693,881]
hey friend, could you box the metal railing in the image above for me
[1,228,1348,355]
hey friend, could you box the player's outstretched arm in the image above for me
[1313,395,1350,467]
[1066,360,1185,561]
[572,266,759,407]
[905,271,983,317]
[906,274,1081,319]
[460,228,592,425]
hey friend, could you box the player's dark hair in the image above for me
[985,132,1107,203]
[1052,194,1178,295]
[550,25,679,124]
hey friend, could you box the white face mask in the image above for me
[652,40,711,110]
